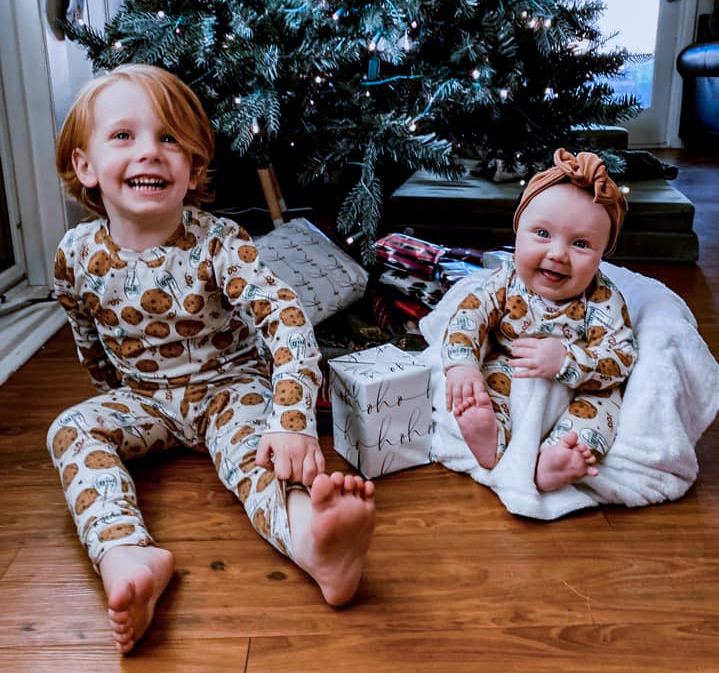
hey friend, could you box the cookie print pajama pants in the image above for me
[47,374,299,571]
[482,353,623,460]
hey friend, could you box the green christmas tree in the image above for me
[62,0,639,260]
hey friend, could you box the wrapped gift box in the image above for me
[329,344,433,478]
[374,232,447,280]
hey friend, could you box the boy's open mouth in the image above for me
[127,177,168,190]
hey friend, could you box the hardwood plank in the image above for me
[0,640,249,673]
[245,628,719,673]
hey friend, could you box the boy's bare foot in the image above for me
[535,431,599,492]
[99,545,175,654]
[289,472,375,607]
[454,393,499,469]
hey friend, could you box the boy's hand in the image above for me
[445,364,486,411]
[509,337,566,379]
[257,432,325,486]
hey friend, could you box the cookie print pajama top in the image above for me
[441,261,637,462]
[48,208,322,569]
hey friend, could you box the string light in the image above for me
[175,27,181,34]
[499,88,509,100]
[620,185,631,195]
[368,40,377,52]
[544,18,552,29]
[113,40,123,51]
[528,18,537,29]
[314,75,323,84]
[157,10,165,19]
[251,119,261,135]
[410,20,419,30]
[234,95,242,105]
[409,120,417,132]
[471,68,481,80]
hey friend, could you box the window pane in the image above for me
[0,154,14,274]
[596,0,660,108]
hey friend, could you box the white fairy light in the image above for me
[234,95,242,105]
[471,68,481,80]
[157,10,165,19]
[528,18,537,29]
[251,119,261,135]
[620,185,631,195]
[499,88,509,100]
[409,120,417,132]
[410,20,419,29]
[113,40,123,51]
[314,75,323,84]
[544,18,552,28]
[368,40,377,52]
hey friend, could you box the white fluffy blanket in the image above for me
[419,263,719,519]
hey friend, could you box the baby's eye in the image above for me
[112,131,131,140]
[160,133,178,144]
[573,240,589,249]
[535,229,550,238]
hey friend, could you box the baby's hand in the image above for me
[256,432,325,486]
[445,364,486,411]
[509,337,566,379]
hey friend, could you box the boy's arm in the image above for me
[557,284,637,390]
[53,244,122,392]
[213,215,322,482]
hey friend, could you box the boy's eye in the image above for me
[573,240,589,249]
[112,131,131,140]
[161,134,177,143]
[535,229,550,238]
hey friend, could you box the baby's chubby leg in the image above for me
[288,472,375,607]
[100,545,175,654]
[535,431,599,492]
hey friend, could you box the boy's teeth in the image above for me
[127,178,166,189]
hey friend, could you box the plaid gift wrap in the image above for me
[329,344,434,478]
[374,233,447,280]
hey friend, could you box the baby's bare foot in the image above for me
[535,431,599,492]
[99,545,174,654]
[290,472,375,606]
[454,392,499,469]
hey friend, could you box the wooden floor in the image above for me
[1,148,718,672]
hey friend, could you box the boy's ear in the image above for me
[71,148,99,188]
[188,166,200,191]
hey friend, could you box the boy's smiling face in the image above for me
[71,79,197,246]
[514,183,611,302]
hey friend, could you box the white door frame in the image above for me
[0,0,67,288]
[624,0,703,148]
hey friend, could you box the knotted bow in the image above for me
[513,148,628,254]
